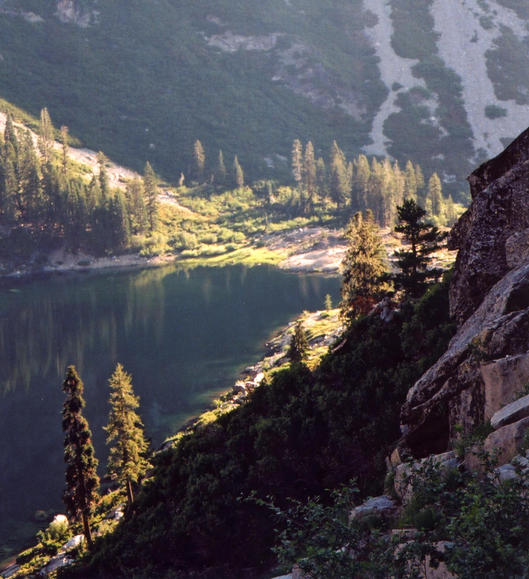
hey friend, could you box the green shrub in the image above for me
[484,104,508,119]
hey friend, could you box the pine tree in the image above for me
[104,363,150,504]
[193,139,206,182]
[97,152,110,200]
[38,107,54,164]
[393,199,445,298]
[233,155,244,188]
[340,210,388,319]
[404,161,417,201]
[126,178,148,234]
[143,161,158,231]
[415,164,426,201]
[287,320,309,365]
[60,125,69,176]
[352,154,370,211]
[315,157,328,201]
[216,149,227,185]
[329,141,349,208]
[427,172,443,218]
[62,365,100,548]
[303,141,316,213]
[291,139,303,187]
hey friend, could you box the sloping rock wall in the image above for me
[401,127,529,460]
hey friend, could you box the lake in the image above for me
[0,264,340,557]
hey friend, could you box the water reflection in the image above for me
[0,264,339,555]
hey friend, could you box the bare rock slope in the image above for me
[401,126,529,461]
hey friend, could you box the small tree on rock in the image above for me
[393,198,445,298]
[104,363,151,504]
[62,365,100,548]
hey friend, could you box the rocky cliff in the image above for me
[400,127,529,462]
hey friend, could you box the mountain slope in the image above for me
[1,0,529,195]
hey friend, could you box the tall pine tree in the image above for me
[105,363,150,504]
[62,365,100,548]
[233,155,244,188]
[340,210,388,319]
[193,139,206,182]
[291,139,303,188]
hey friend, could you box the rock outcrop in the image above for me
[56,0,97,27]
[400,127,529,461]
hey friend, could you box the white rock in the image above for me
[491,393,529,430]
[61,534,84,552]
[350,495,397,520]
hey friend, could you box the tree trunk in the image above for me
[126,477,134,504]
[82,511,93,549]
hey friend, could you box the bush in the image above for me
[484,104,508,119]
[169,231,198,250]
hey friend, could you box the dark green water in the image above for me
[0,264,340,557]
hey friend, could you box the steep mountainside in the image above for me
[1,0,529,194]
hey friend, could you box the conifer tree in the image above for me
[427,172,443,218]
[415,164,426,200]
[352,154,370,211]
[393,199,445,298]
[303,141,316,213]
[330,141,351,208]
[193,139,206,182]
[62,365,100,548]
[287,320,309,365]
[315,157,328,201]
[60,125,69,176]
[38,107,54,164]
[340,210,388,319]
[97,152,110,200]
[105,363,150,504]
[3,113,17,154]
[216,149,227,185]
[291,139,303,188]
[18,130,41,222]
[329,141,349,208]
[126,178,148,234]
[404,160,417,201]
[233,155,244,188]
[143,161,158,231]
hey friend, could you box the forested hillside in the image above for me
[1,0,529,196]
[0,103,463,274]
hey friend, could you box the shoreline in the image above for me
[0,227,349,284]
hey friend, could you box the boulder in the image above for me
[62,534,84,552]
[490,393,529,429]
[483,416,529,465]
[39,555,73,576]
[495,463,518,482]
[394,452,459,502]
[481,353,529,420]
[350,495,397,521]
[232,381,247,395]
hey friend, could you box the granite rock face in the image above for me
[449,127,529,325]
[401,128,529,461]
